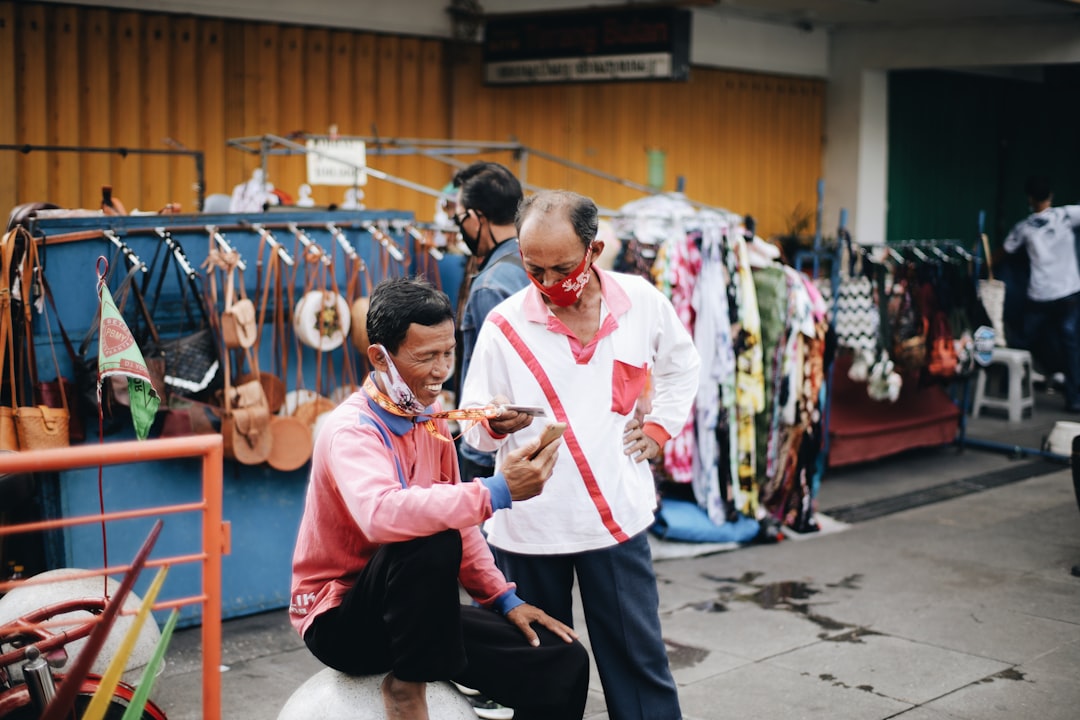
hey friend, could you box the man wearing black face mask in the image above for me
[452,162,529,486]
[451,161,530,720]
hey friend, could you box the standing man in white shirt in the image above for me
[460,190,700,720]
[1003,175,1080,412]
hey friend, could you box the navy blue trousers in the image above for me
[1021,291,1080,409]
[304,530,589,720]
[492,531,682,720]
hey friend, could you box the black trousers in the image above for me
[303,530,589,720]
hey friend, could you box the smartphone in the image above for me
[529,422,567,460]
[501,404,547,417]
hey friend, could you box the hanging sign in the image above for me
[483,7,691,85]
[305,139,367,187]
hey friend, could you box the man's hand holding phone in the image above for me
[529,422,566,460]
[500,422,566,502]
[487,395,541,435]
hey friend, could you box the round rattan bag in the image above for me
[294,290,351,351]
[266,415,313,471]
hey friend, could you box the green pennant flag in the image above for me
[97,282,160,440]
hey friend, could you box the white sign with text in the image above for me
[305,139,367,186]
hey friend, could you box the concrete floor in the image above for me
[150,380,1080,719]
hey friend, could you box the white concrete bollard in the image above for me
[0,567,162,687]
[277,668,476,720]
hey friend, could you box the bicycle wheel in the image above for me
[0,675,168,719]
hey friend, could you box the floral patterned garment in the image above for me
[691,220,737,523]
[655,226,701,485]
[731,233,765,517]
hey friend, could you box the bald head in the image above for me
[515,190,599,250]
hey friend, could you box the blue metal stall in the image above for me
[25,210,466,626]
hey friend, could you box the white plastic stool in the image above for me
[277,669,474,720]
[971,347,1035,422]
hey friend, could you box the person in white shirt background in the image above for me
[460,189,700,720]
[1002,175,1080,412]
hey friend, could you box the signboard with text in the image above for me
[305,138,367,186]
[483,7,691,86]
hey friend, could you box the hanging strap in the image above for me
[346,250,373,377]
[1,230,21,414]
[22,236,68,412]
[980,233,995,281]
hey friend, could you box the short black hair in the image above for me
[452,162,523,226]
[515,189,598,249]
[1024,175,1052,203]
[366,276,454,353]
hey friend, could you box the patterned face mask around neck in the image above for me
[372,343,429,414]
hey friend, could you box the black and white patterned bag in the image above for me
[818,233,879,352]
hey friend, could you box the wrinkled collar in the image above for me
[363,374,431,437]
[480,237,519,271]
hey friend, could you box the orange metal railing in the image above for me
[0,434,227,720]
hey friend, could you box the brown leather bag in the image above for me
[219,253,258,349]
[1,228,71,451]
[222,371,273,465]
[213,243,274,466]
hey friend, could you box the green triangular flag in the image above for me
[97,282,160,440]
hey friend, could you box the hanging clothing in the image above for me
[691,223,737,524]
[732,233,765,517]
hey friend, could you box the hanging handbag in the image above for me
[221,357,273,465]
[289,242,342,427]
[819,230,879,352]
[13,404,70,450]
[889,274,928,373]
[205,246,273,464]
[251,233,287,413]
[0,232,21,450]
[293,289,350,351]
[926,310,959,379]
[258,235,311,472]
[219,250,258,349]
[976,233,1007,347]
[0,228,70,450]
[143,232,223,401]
[30,241,85,443]
[292,240,350,352]
[21,269,71,449]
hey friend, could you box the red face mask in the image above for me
[526,247,593,307]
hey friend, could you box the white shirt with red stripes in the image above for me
[461,268,701,554]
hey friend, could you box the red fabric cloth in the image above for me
[828,353,960,467]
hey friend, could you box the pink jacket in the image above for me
[288,387,517,639]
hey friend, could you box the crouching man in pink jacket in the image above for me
[289,275,588,720]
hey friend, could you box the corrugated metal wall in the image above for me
[0,1,825,238]
[451,44,825,237]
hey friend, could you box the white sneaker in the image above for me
[468,695,514,720]
[452,682,481,696]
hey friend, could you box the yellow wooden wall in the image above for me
[450,45,825,238]
[0,2,824,239]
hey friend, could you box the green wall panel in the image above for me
[887,66,1080,248]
